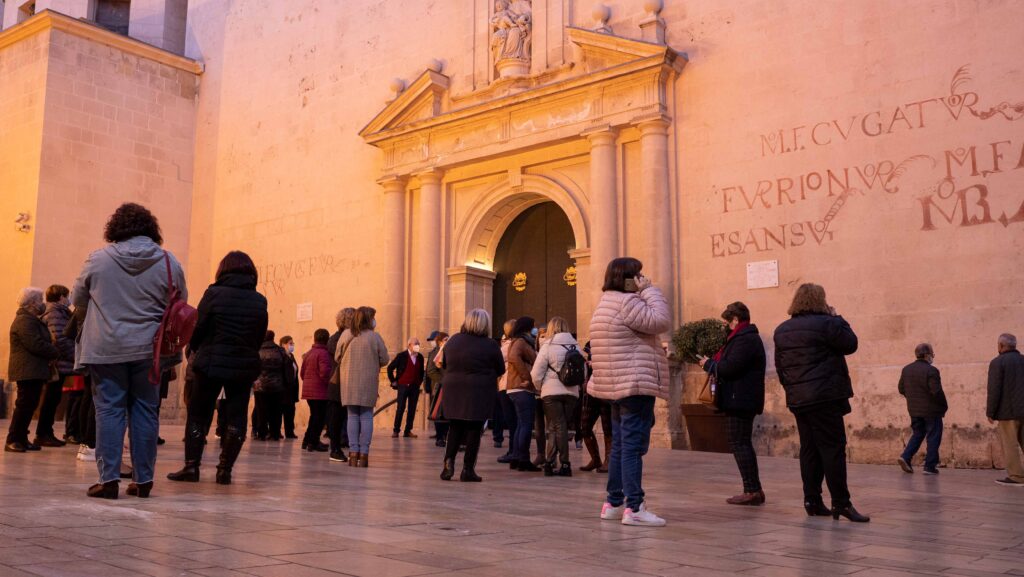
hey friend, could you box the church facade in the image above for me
[1,0,1022,466]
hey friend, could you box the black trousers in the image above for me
[6,380,45,444]
[534,397,546,459]
[795,403,851,508]
[443,419,483,468]
[79,376,97,448]
[35,379,64,439]
[63,389,85,439]
[254,391,284,439]
[282,398,297,437]
[393,385,420,434]
[303,400,328,446]
[326,400,349,450]
[726,413,762,493]
[189,376,252,440]
[496,391,516,450]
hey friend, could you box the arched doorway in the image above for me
[492,202,577,336]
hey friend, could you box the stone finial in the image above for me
[389,78,406,96]
[592,4,613,34]
[426,59,444,73]
[640,0,666,44]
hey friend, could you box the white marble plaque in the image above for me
[296,302,313,322]
[746,260,779,290]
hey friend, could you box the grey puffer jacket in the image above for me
[42,302,75,376]
[71,236,187,367]
[588,287,672,401]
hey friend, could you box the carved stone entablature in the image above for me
[360,27,686,177]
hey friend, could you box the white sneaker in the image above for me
[622,503,666,527]
[600,502,625,520]
[77,445,96,462]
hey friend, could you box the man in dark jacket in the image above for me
[388,338,425,438]
[988,333,1024,487]
[6,288,61,452]
[280,336,299,439]
[896,343,947,475]
[774,283,868,522]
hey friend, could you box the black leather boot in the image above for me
[87,480,119,499]
[216,426,246,485]
[832,503,870,523]
[167,420,205,482]
[804,498,831,516]
[440,458,455,481]
[557,463,572,477]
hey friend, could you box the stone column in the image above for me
[379,175,408,353]
[584,126,618,299]
[637,116,674,328]
[413,169,443,342]
[447,266,497,336]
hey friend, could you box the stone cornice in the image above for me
[0,9,203,75]
[361,28,686,176]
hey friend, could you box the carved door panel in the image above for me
[492,202,577,337]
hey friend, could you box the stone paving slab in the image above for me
[0,422,1021,577]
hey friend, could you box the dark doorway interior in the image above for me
[492,202,577,337]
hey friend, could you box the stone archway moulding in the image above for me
[453,173,590,271]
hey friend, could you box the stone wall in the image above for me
[0,27,47,397]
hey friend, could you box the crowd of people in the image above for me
[5,203,1024,528]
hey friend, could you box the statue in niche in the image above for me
[491,0,532,77]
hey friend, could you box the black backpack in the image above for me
[556,344,587,387]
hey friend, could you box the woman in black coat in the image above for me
[773,283,867,522]
[438,309,505,482]
[168,251,268,486]
[699,302,766,506]
[5,288,60,453]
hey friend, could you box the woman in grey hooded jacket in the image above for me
[72,203,186,500]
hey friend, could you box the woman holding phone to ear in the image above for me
[588,257,672,527]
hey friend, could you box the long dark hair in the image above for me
[602,257,643,292]
[104,203,163,245]
[351,306,376,337]
[216,251,258,284]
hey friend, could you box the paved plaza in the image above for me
[0,423,1022,577]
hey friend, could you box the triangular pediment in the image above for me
[359,69,450,137]
[566,27,683,74]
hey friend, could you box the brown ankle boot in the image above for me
[358,453,368,468]
[726,490,766,506]
[580,436,601,471]
[349,452,360,466]
[597,436,611,473]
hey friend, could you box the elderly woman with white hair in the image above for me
[5,287,61,453]
[437,308,506,482]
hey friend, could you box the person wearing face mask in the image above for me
[6,287,61,453]
[300,329,333,453]
[279,336,300,440]
[388,337,426,438]
[699,302,767,506]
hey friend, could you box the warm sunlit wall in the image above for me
[183,0,1023,462]
[0,27,47,385]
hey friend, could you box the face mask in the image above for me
[530,328,539,337]
[372,319,377,329]
[412,344,421,353]
[287,344,295,354]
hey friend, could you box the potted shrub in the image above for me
[673,318,731,453]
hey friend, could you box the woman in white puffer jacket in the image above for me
[589,257,671,527]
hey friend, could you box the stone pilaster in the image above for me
[379,175,408,352]
[413,169,444,342]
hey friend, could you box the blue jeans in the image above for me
[509,391,535,461]
[901,416,942,470]
[498,391,517,454]
[90,360,160,484]
[607,395,656,511]
[347,405,374,454]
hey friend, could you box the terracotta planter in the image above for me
[680,403,730,453]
